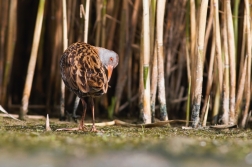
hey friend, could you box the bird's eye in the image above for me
[110,57,114,62]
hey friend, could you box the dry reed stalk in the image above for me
[222,67,230,125]
[125,0,131,113]
[213,0,223,89]
[200,1,213,122]
[20,0,45,119]
[127,65,133,115]
[66,1,73,31]
[150,0,157,121]
[221,1,230,125]
[139,28,144,121]
[60,0,68,119]
[106,0,120,50]
[83,1,90,42]
[212,84,220,124]
[189,0,196,58]
[156,0,167,121]
[200,0,222,123]
[226,0,236,125]
[164,6,172,81]
[235,56,247,121]
[150,42,158,122]
[101,0,107,47]
[186,80,191,127]
[150,0,156,58]
[0,105,20,121]
[233,0,240,55]
[212,0,224,124]
[174,87,185,113]
[163,1,187,114]
[200,33,215,123]
[241,0,251,128]
[132,48,140,101]
[238,9,247,84]
[46,114,51,131]
[2,0,17,107]
[191,0,208,128]
[114,0,128,114]
[203,1,213,63]
[105,0,114,31]
[163,3,175,108]
[114,0,140,114]
[46,0,63,114]
[67,0,77,44]
[250,0,252,39]
[174,55,184,109]
[127,0,141,114]
[0,1,9,104]
[185,40,191,84]
[62,0,68,57]
[189,0,196,103]
[185,41,191,126]
[95,0,102,46]
[142,0,151,123]
[202,95,210,127]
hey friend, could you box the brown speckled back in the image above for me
[60,42,108,97]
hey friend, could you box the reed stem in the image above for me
[20,0,45,119]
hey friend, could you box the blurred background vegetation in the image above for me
[0,0,251,128]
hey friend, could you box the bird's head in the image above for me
[98,47,119,82]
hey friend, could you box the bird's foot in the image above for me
[90,125,100,133]
[78,125,89,131]
[90,125,103,133]
[90,125,97,132]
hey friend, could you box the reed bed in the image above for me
[0,0,251,128]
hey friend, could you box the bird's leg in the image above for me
[56,98,87,131]
[90,97,98,132]
[79,98,88,131]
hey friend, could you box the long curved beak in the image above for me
[107,65,113,82]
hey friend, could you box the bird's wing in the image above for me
[82,45,108,95]
[60,42,108,96]
[60,46,82,93]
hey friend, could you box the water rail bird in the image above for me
[59,42,119,132]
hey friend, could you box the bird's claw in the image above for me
[90,125,103,133]
[78,125,88,131]
[90,125,97,132]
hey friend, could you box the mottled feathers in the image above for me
[60,42,108,97]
